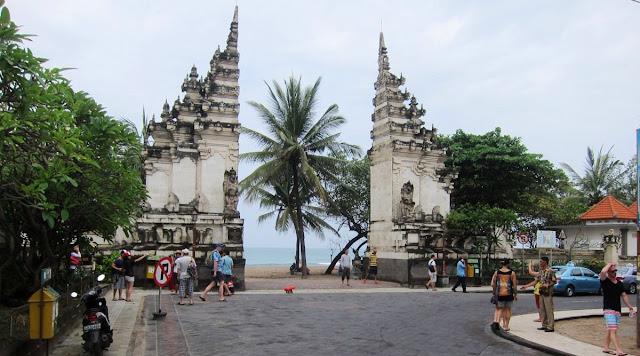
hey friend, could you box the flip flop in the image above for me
[112,298,117,301]
[189,302,194,305]
[602,351,614,354]
[119,298,126,300]
[199,296,206,302]
[219,299,227,302]
[617,352,628,356]
[177,302,185,305]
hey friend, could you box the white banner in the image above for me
[536,230,556,248]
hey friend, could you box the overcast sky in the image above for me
[8,1,640,249]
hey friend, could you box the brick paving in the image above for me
[134,288,545,355]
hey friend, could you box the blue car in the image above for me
[551,266,602,297]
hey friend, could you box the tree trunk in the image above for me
[295,235,300,270]
[291,168,308,278]
[323,233,367,275]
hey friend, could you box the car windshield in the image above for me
[552,267,567,275]
[618,267,630,275]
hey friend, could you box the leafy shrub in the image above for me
[95,251,120,283]
[579,258,605,273]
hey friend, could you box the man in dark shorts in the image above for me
[599,263,634,356]
[362,248,378,284]
[199,243,227,302]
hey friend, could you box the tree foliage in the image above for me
[560,146,625,206]
[0,6,147,302]
[442,128,569,218]
[441,128,571,255]
[446,204,519,258]
[322,157,370,274]
[240,76,360,277]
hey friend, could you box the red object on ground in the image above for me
[284,286,296,294]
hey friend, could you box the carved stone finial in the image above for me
[226,6,239,53]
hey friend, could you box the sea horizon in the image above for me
[243,246,338,267]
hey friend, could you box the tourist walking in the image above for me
[491,259,517,330]
[426,255,437,291]
[123,251,148,302]
[175,248,195,305]
[69,245,81,274]
[362,248,379,284]
[521,256,556,332]
[111,250,126,301]
[451,258,467,293]
[221,249,234,296]
[600,263,634,356]
[340,249,352,287]
[199,243,226,302]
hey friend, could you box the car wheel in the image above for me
[630,283,637,295]
[565,285,575,297]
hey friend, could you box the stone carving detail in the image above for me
[432,206,444,223]
[194,193,209,213]
[165,192,180,212]
[228,227,243,242]
[399,181,415,219]
[223,169,240,218]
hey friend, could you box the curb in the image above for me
[493,310,630,355]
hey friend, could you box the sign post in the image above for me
[517,234,530,275]
[152,257,172,318]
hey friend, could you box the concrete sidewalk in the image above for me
[50,288,158,356]
[499,309,636,356]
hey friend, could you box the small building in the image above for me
[554,196,637,257]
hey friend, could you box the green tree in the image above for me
[240,76,360,277]
[610,154,637,205]
[0,6,147,301]
[560,146,625,206]
[242,169,338,266]
[322,157,370,274]
[446,204,519,259]
[441,128,569,218]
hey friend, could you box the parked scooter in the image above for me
[71,274,113,355]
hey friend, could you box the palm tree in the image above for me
[560,146,624,206]
[240,76,360,277]
[244,171,339,267]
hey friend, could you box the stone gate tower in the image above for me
[368,33,456,285]
[137,7,245,284]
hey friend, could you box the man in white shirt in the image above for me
[175,249,194,305]
[340,249,352,287]
[426,255,437,291]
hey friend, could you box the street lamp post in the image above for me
[191,210,198,257]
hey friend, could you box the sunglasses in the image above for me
[609,270,618,273]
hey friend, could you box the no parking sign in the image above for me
[153,257,173,288]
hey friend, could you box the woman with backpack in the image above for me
[491,259,518,331]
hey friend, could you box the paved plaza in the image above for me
[50,283,635,356]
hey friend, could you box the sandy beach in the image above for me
[244,265,330,279]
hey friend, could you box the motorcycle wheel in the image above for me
[92,341,103,356]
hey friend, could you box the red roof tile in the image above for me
[628,201,638,220]
[580,196,636,221]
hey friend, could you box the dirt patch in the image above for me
[556,315,639,354]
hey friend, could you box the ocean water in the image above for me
[243,247,337,266]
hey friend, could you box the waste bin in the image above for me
[146,255,161,279]
[144,255,160,289]
[28,286,60,339]
[466,264,475,278]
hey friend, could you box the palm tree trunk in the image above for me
[295,234,300,270]
[291,168,308,278]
